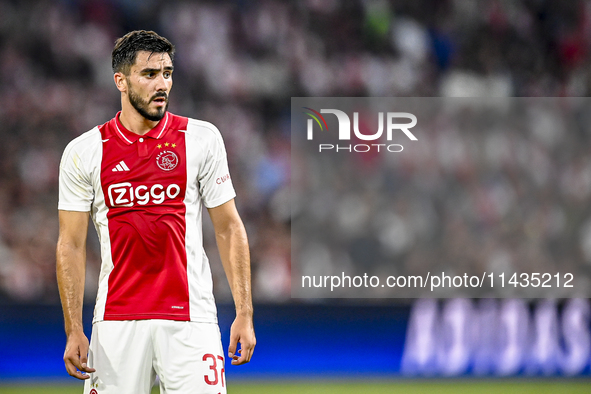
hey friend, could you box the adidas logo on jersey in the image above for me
[112,161,130,172]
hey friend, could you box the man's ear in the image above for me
[114,72,127,93]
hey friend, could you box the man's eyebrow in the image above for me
[139,66,174,73]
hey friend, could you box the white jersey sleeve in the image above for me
[189,119,236,208]
[58,128,100,212]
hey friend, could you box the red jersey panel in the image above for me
[99,113,190,320]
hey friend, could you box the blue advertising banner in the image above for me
[1,300,589,381]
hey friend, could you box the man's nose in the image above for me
[155,74,169,92]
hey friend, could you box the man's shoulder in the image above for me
[63,127,102,156]
[183,117,223,142]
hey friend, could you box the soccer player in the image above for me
[56,30,255,394]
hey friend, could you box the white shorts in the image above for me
[83,320,227,394]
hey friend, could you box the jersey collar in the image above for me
[113,111,170,145]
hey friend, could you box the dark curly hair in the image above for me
[111,30,175,75]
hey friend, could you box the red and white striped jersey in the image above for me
[58,112,235,323]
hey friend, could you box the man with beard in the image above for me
[56,30,255,394]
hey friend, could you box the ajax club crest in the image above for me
[156,150,179,171]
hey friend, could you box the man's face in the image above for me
[125,51,173,122]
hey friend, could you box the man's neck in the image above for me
[119,104,160,136]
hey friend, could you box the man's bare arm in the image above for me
[208,199,256,365]
[56,210,95,380]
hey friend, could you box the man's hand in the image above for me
[63,330,96,380]
[228,314,256,365]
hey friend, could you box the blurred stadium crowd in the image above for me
[1,0,591,303]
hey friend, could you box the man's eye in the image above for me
[164,72,171,78]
